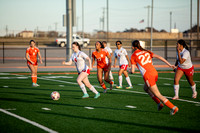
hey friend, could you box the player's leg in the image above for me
[149,84,178,115]
[33,65,39,86]
[116,68,123,88]
[123,70,133,89]
[104,70,114,90]
[28,64,37,86]
[77,72,89,98]
[82,75,100,98]
[109,70,114,81]
[185,75,197,99]
[143,84,164,111]
[173,69,184,99]
[97,68,107,92]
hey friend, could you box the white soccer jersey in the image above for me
[70,51,89,73]
[177,48,193,69]
[114,47,128,66]
[104,46,112,64]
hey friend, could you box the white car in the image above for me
[55,34,90,47]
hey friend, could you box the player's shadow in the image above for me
[37,111,197,132]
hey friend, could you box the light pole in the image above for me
[150,0,153,51]
[82,0,84,38]
[107,0,109,43]
[170,11,172,32]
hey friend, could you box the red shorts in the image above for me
[143,73,158,87]
[27,61,38,66]
[120,64,128,70]
[79,68,90,75]
[177,66,194,76]
[98,65,109,72]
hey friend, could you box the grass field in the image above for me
[0,71,200,133]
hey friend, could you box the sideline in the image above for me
[0,108,58,133]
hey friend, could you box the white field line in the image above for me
[37,77,200,104]
[0,108,58,133]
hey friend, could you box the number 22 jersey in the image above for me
[130,49,157,76]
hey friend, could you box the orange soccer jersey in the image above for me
[131,49,158,87]
[26,47,40,65]
[92,49,109,69]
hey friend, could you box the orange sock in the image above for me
[164,99,175,109]
[100,83,107,90]
[32,76,37,83]
[152,95,161,104]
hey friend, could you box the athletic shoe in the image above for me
[116,86,122,89]
[172,96,179,100]
[192,91,197,99]
[170,106,179,115]
[103,89,108,93]
[82,94,89,99]
[32,83,40,87]
[126,86,133,89]
[158,103,164,111]
[94,93,100,99]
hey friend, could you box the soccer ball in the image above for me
[51,91,60,100]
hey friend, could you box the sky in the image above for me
[0,0,198,36]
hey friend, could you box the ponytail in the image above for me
[132,40,152,55]
[177,39,189,50]
[72,42,81,51]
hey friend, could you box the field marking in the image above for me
[125,105,137,109]
[37,77,200,104]
[0,108,58,133]
[163,83,171,86]
[84,107,94,110]
[42,108,51,111]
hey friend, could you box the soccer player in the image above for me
[92,41,114,93]
[172,39,197,100]
[113,41,133,89]
[131,40,178,115]
[25,40,43,87]
[102,41,114,82]
[62,42,100,99]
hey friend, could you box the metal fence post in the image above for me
[3,42,5,64]
[164,40,168,60]
[44,48,46,66]
[89,48,91,58]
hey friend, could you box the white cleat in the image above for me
[192,91,197,99]
[172,96,179,100]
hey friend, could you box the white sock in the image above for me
[191,84,197,93]
[174,84,179,97]
[80,84,87,94]
[126,76,132,87]
[109,71,113,80]
[89,86,98,94]
[119,75,122,86]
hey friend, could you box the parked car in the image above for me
[55,34,90,47]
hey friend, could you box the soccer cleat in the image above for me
[192,91,197,99]
[82,94,89,99]
[103,89,108,93]
[116,85,122,89]
[32,83,40,87]
[157,103,164,111]
[126,86,133,89]
[172,96,179,100]
[170,106,179,115]
[94,93,100,99]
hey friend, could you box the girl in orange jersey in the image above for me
[131,40,178,115]
[92,41,114,93]
[26,40,43,87]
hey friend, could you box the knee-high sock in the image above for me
[174,84,179,96]
[191,84,196,93]
[80,84,87,94]
[119,75,122,86]
[89,86,98,94]
[109,71,113,80]
[164,99,175,109]
[126,76,132,87]
[31,76,37,83]
[100,82,107,90]
[151,95,161,104]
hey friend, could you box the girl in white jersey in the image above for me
[113,41,133,89]
[102,41,114,82]
[62,42,100,99]
[172,39,197,100]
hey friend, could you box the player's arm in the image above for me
[126,55,131,67]
[62,60,72,65]
[113,56,117,68]
[176,44,186,64]
[86,57,92,70]
[153,54,175,69]
[25,53,34,64]
[131,64,136,74]
[38,51,43,64]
